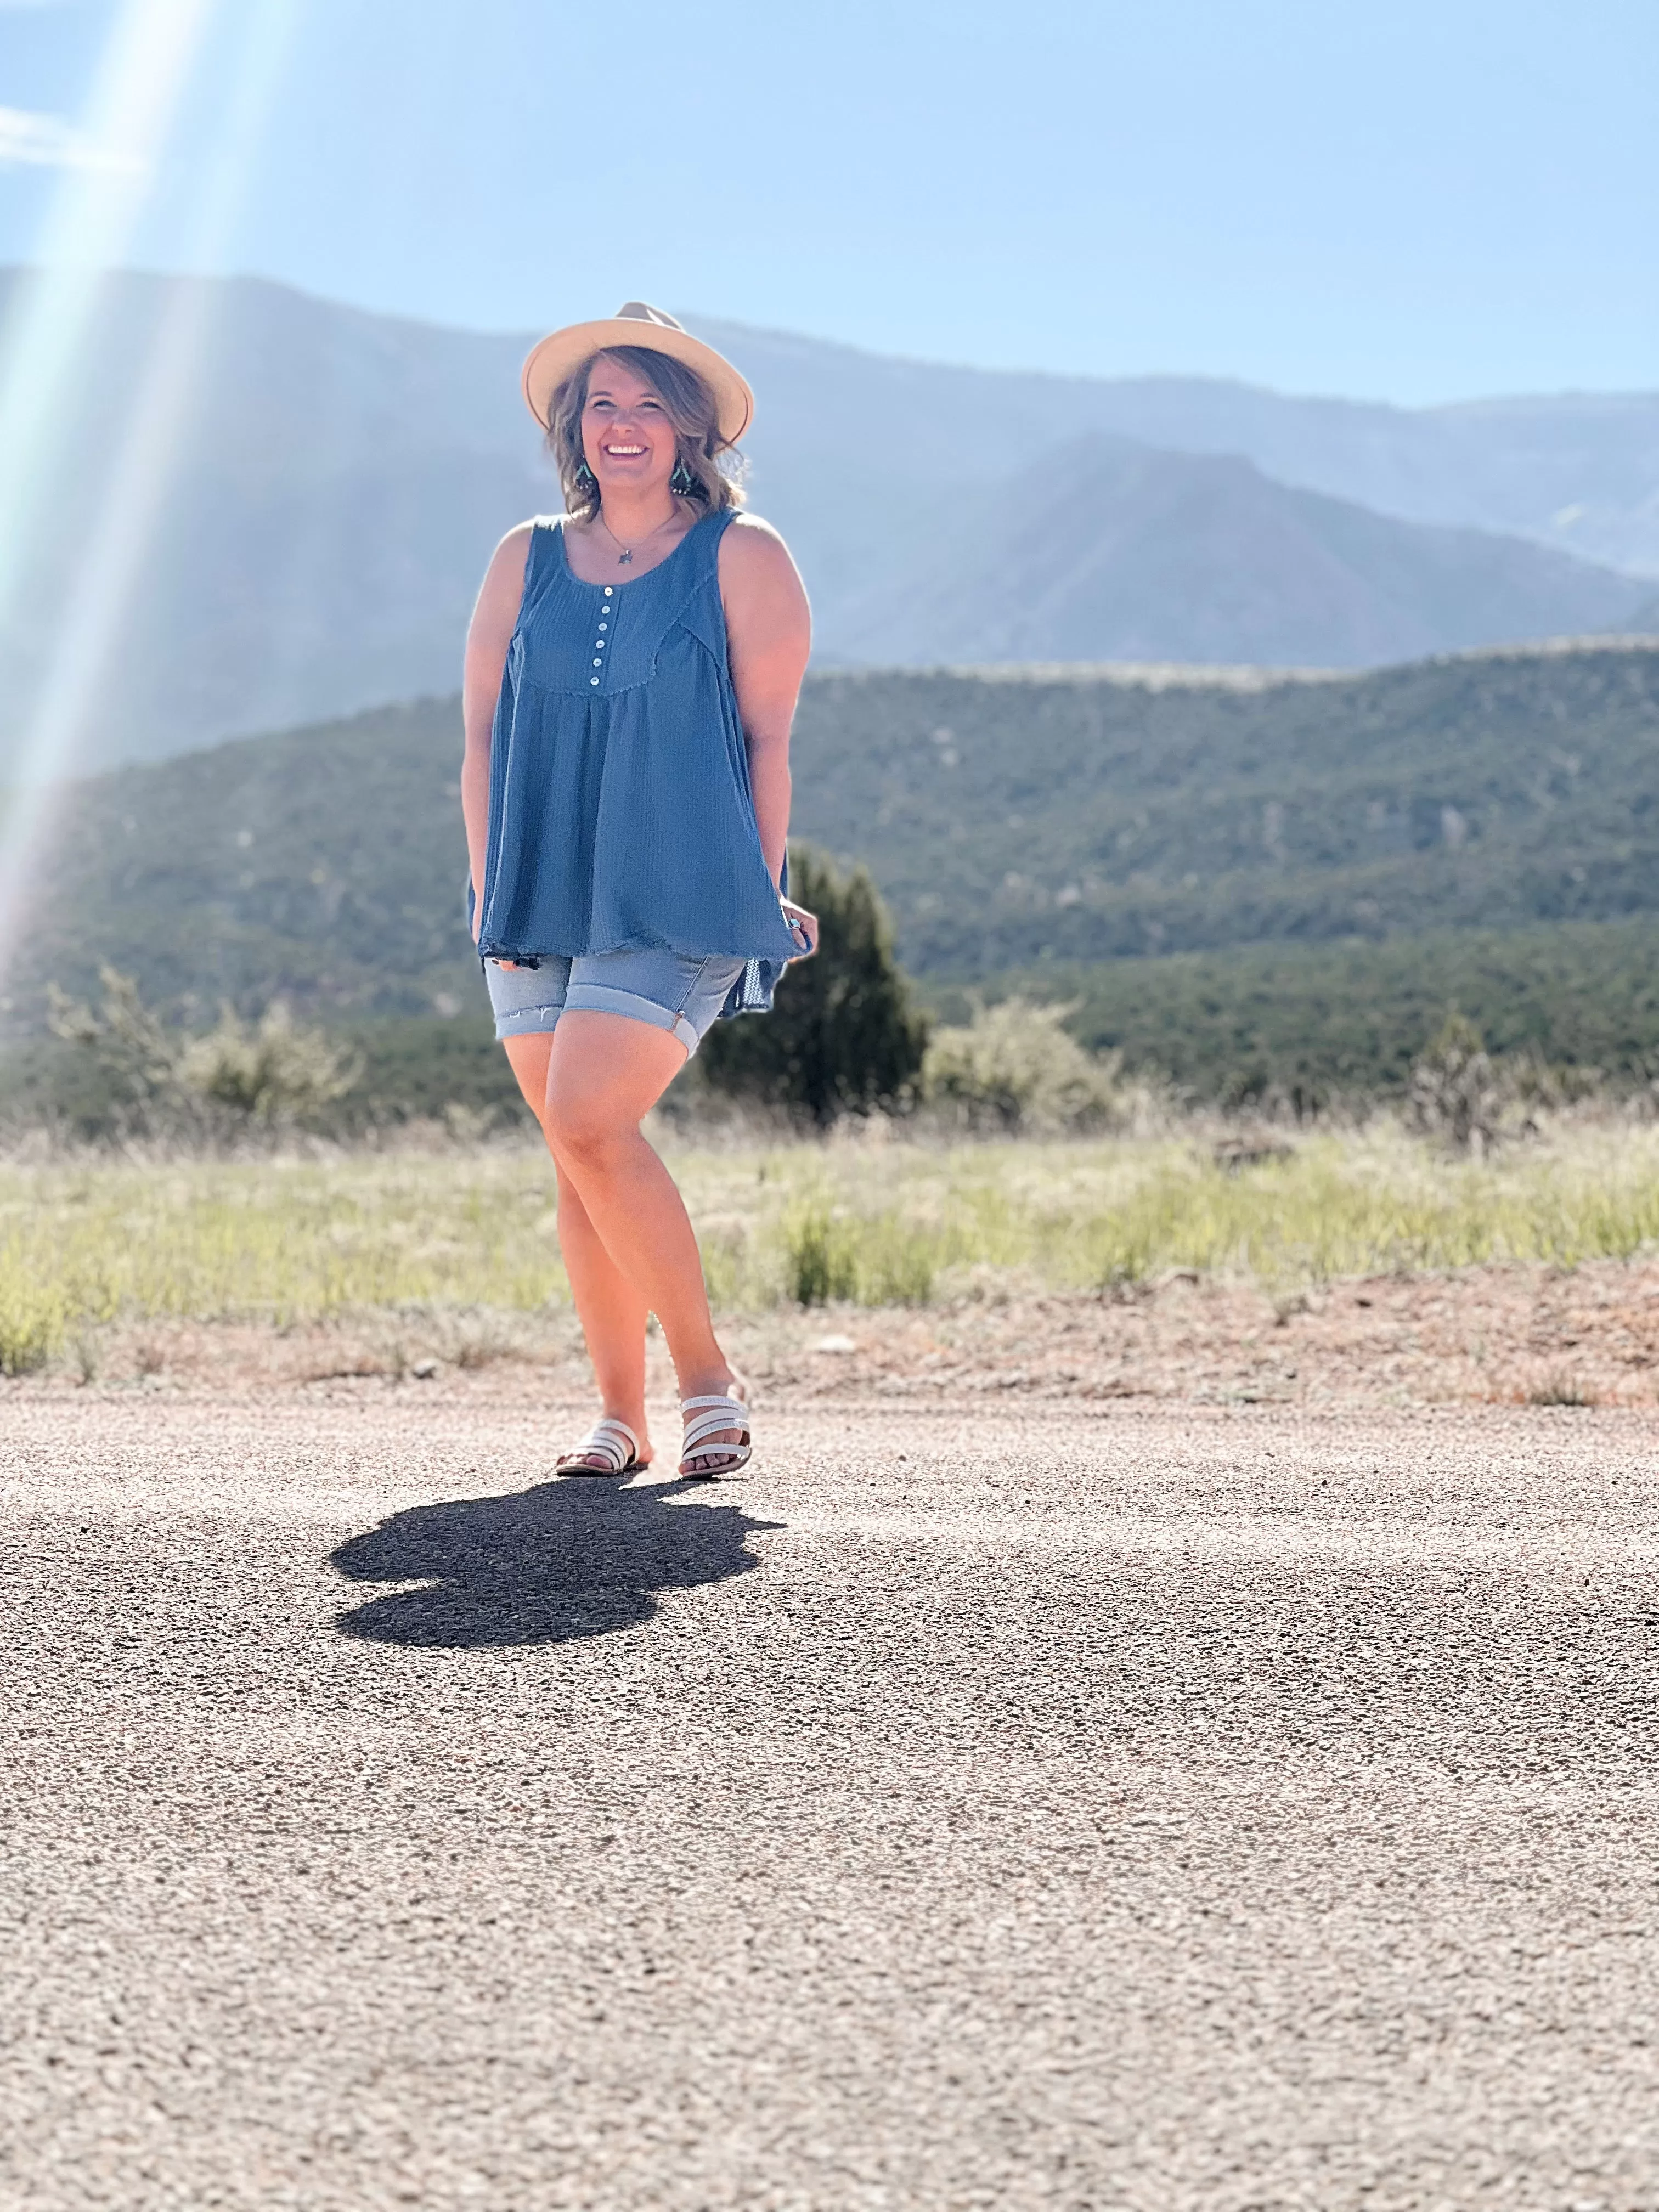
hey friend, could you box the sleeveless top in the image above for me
[474,507,799,1018]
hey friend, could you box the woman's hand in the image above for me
[781,898,818,957]
[471,891,519,969]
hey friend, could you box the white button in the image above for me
[592,658,602,667]
[603,586,613,596]
[590,676,600,686]
[599,622,608,630]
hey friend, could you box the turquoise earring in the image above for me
[669,458,695,496]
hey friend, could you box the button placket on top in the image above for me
[589,583,614,686]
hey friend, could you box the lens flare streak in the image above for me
[0,0,301,986]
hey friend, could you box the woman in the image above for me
[461,302,815,1479]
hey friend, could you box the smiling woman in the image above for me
[459,301,818,1481]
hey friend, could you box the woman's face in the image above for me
[580,356,678,500]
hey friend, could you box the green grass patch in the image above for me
[6,1124,1659,1358]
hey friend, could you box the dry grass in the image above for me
[5,1118,1659,1377]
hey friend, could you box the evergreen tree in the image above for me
[699,845,928,1124]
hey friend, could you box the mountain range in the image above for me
[834,437,1643,670]
[2,267,1657,775]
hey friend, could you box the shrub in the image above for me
[46,967,359,1141]
[47,967,203,1140]
[1407,1013,1517,1156]
[180,1003,360,1125]
[698,845,929,1125]
[923,998,1125,1135]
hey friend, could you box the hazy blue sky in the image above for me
[1,0,1655,403]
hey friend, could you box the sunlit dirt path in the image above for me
[5,1392,1658,2209]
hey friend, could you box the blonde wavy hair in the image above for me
[548,345,747,522]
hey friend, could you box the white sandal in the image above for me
[679,1392,752,1480]
[556,1417,644,1477]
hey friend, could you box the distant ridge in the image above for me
[929,628,1659,684]
[833,436,1645,670]
[911,663,1342,689]
[2,269,1658,776]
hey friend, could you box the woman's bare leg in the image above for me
[541,1011,744,1466]
[503,1033,652,1466]
[550,1163,653,1451]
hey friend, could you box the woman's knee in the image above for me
[544,1090,633,1169]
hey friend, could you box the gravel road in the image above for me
[4,1391,1659,2210]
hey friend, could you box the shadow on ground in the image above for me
[330,1475,783,1649]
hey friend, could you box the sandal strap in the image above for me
[681,1440,752,1470]
[560,1417,639,1473]
[680,1395,752,1464]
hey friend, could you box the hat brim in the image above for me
[521,319,754,444]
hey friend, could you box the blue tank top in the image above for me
[475,508,798,1014]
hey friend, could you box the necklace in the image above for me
[595,506,677,567]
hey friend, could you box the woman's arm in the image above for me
[460,523,534,938]
[720,515,812,893]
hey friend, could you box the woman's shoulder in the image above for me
[490,515,559,565]
[714,510,810,642]
[503,513,568,554]
[715,510,798,580]
[474,517,569,630]
[719,509,785,544]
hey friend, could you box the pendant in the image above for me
[617,549,633,565]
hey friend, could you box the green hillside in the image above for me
[950,919,1659,1105]
[793,643,1659,972]
[1,696,479,1034]
[4,641,1659,1103]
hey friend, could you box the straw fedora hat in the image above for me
[521,302,755,444]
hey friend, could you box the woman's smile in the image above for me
[580,362,681,495]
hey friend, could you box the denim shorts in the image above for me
[482,947,749,1053]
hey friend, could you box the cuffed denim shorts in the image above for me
[482,948,749,1054]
